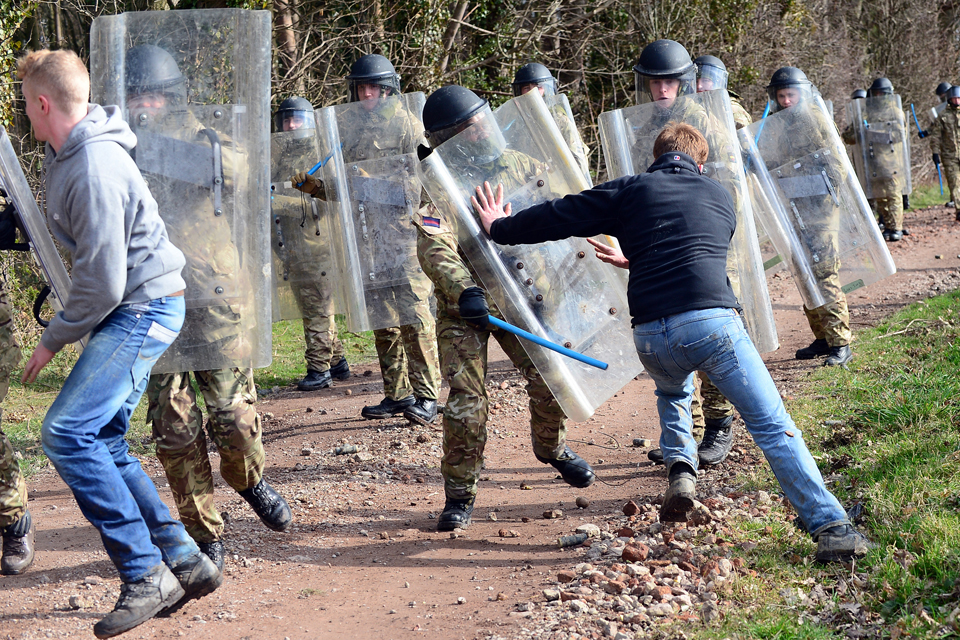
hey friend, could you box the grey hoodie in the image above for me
[40,104,186,353]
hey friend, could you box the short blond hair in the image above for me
[652,122,709,165]
[17,49,90,111]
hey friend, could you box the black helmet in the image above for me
[693,55,728,92]
[346,54,401,103]
[511,63,557,97]
[947,86,960,102]
[850,89,867,100]
[936,82,952,98]
[422,85,488,146]
[124,44,187,106]
[274,96,315,133]
[633,40,696,104]
[766,66,815,112]
[868,77,894,97]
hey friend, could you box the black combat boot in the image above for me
[647,448,664,464]
[437,499,474,531]
[795,339,830,360]
[824,345,852,367]
[1,508,35,575]
[660,462,697,523]
[297,369,332,391]
[329,357,351,381]
[360,395,415,419]
[198,540,225,572]
[239,479,292,532]
[814,524,872,563]
[93,564,184,638]
[403,398,437,426]
[535,446,596,488]
[698,417,735,465]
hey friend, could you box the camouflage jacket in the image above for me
[628,98,710,169]
[931,104,960,158]
[729,91,752,130]
[335,97,425,163]
[548,100,591,183]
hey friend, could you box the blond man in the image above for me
[18,49,221,638]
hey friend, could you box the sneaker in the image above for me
[647,448,664,464]
[795,338,830,360]
[698,418,734,466]
[297,369,332,391]
[360,395,415,420]
[1,510,35,575]
[239,479,292,532]
[437,499,474,531]
[93,564,184,638]
[198,540,224,572]
[824,345,852,367]
[329,357,351,381]
[403,398,438,426]
[815,524,872,563]
[660,464,697,523]
[163,551,222,614]
[534,446,596,488]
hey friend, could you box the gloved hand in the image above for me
[919,129,928,139]
[291,171,325,198]
[933,153,941,166]
[457,286,489,328]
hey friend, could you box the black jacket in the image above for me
[489,152,740,325]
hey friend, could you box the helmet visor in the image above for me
[348,76,401,103]
[429,104,506,162]
[274,109,316,133]
[696,64,728,92]
[634,68,697,105]
[511,78,557,98]
[767,83,816,113]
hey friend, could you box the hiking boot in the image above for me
[198,540,224,572]
[796,339,830,360]
[824,345,852,367]
[698,418,734,466]
[93,564,184,638]
[403,398,438,426]
[360,395,415,420]
[535,446,596,488]
[1,509,35,575]
[297,369,331,391]
[239,479,292,532]
[164,551,222,615]
[887,230,903,241]
[660,464,697,523]
[814,524,872,563]
[647,448,664,464]
[948,201,955,208]
[437,499,474,531]
[329,357,351,381]
[902,228,911,236]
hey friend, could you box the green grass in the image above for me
[909,182,949,209]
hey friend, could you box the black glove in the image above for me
[919,129,928,139]
[0,203,28,252]
[458,286,489,328]
[933,153,941,166]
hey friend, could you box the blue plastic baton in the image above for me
[486,316,608,370]
[910,103,926,138]
[297,143,343,187]
[753,101,771,143]
[938,163,944,195]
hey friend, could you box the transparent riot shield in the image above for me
[316,92,432,333]
[740,97,896,310]
[845,99,867,191]
[850,95,911,199]
[90,9,272,373]
[418,90,642,423]
[270,131,338,322]
[598,90,779,353]
[0,127,79,343]
[544,94,592,186]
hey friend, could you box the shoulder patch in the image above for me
[414,202,454,236]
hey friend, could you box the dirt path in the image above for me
[2,204,958,640]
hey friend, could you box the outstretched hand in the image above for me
[471,181,512,235]
[585,237,629,269]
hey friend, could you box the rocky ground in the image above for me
[2,203,960,640]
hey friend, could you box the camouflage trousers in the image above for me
[873,196,904,231]
[0,285,24,529]
[437,308,566,502]
[374,294,440,401]
[804,296,851,347]
[942,157,960,204]
[689,372,736,442]
[147,368,264,543]
[289,278,344,373]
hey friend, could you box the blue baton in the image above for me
[297,143,343,187]
[938,164,944,195]
[486,316,608,370]
[910,104,926,138]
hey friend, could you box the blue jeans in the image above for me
[633,308,848,538]
[42,296,199,582]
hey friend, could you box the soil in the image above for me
[2,203,959,640]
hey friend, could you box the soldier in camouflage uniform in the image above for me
[295,55,440,425]
[271,97,350,391]
[413,86,595,531]
[124,45,291,571]
[931,86,960,218]
[765,67,852,367]
[511,63,592,182]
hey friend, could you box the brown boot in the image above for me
[1,510,35,575]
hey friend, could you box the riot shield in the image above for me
[740,97,896,310]
[90,9,272,373]
[418,90,641,423]
[845,99,867,191]
[598,90,779,353]
[931,101,947,124]
[850,95,911,199]
[0,127,79,342]
[544,94,592,186]
[270,131,338,322]
[316,93,432,333]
